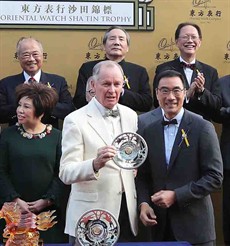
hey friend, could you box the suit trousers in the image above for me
[118,192,136,242]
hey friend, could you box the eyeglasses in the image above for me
[178,35,200,41]
[86,89,95,97]
[20,52,42,60]
[157,87,185,96]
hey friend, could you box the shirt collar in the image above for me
[162,107,184,126]
[23,70,41,82]
[93,97,118,117]
[105,56,125,65]
[179,57,196,65]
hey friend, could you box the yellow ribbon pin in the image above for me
[196,69,201,75]
[124,75,130,89]
[181,129,190,147]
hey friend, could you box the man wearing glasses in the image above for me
[0,37,74,129]
[136,69,223,245]
[152,22,221,121]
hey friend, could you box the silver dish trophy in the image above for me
[76,209,120,246]
[112,132,148,169]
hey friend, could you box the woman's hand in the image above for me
[13,198,30,214]
[27,199,52,214]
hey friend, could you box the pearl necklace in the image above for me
[16,123,52,139]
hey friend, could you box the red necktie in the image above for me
[28,77,36,83]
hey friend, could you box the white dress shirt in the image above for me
[162,108,184,165]
[94,98,122,140]
[179,57,196,85]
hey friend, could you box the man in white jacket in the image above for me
[59,60,138,245]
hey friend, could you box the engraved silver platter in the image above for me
[75,209,120,246]
[112,132,148,169]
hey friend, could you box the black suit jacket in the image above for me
[0,72,74,128]
[136,109,223,243]
[73,59,152,112]
[152,58,221,121]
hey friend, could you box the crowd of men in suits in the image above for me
[0,23,229,246]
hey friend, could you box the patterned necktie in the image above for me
[104,109,119,117]
[162,119,178,126]
[28,77,36,83]
[180,61,196,70]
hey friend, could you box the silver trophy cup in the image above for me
[75,209,120,246]
[112,132,148,169]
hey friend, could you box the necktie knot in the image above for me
[28,77,36,83]
[104,109,119,118]
[180,61,196,70]
[162,118,178,126]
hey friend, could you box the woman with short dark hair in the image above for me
[0,82,66,243]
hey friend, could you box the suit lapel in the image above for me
[145,119,167,172]
[87,100,113,146]
[168,111,192,169]
[191,61,201,82]
[195,61,203,73]
[155,122,167,169]
[173,59,190,89]
[40,72,48,85]
[152,107,163,118]
[17,73,26,84]
[119,105,132,133]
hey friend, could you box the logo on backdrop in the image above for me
[154,37,179,64]
[190,0,222,22]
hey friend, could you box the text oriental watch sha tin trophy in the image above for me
[0,202,57,246]
[75,132,148,246]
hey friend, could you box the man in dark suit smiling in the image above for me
[0,37,74,129]
[136,70,223,245]
[153,22,221,121]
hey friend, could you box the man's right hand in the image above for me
[139,202,157,227]
[93,146,117,172]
